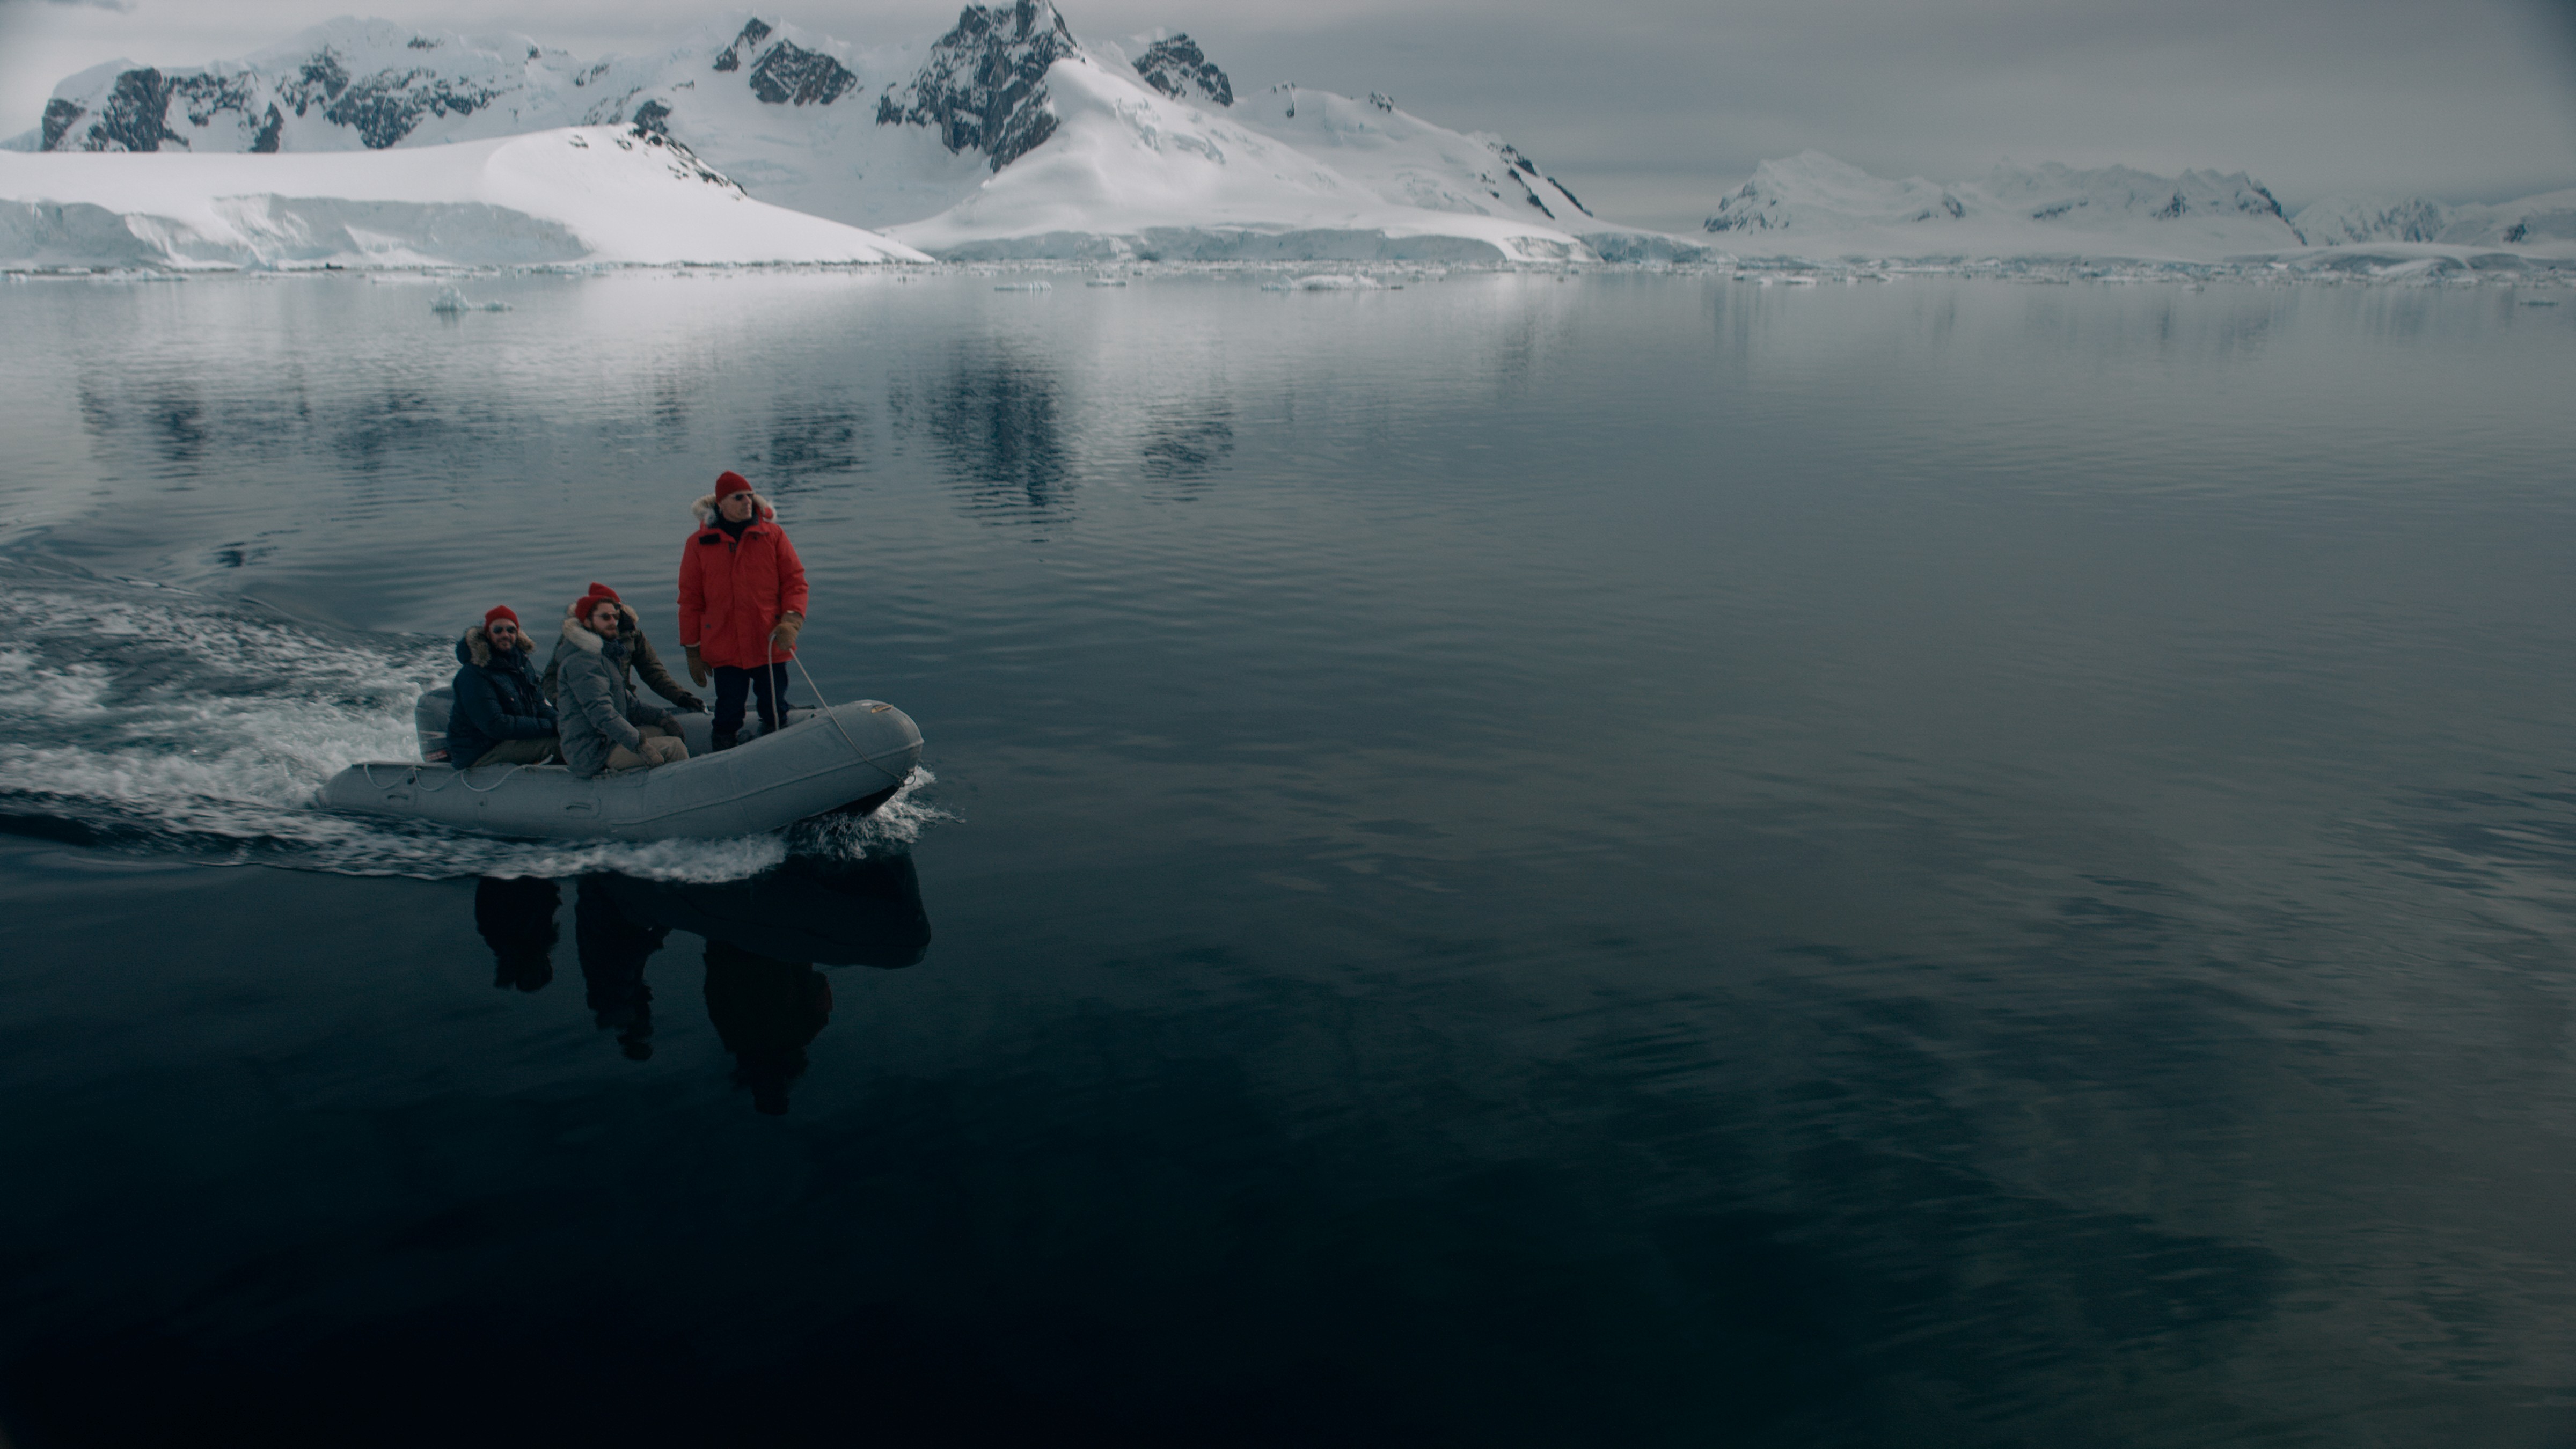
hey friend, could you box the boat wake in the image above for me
[0,562,943,880]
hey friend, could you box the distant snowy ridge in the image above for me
[1703,151,2303,261]
[4,4,1710,264]
[0,126,928,268]
[2290,189,2576,248]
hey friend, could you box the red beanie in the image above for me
[586,581,621,603]
[483,605,519,630]
[716,470,754,498]
[573,589,619,623]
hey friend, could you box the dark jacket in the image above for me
[541,600,702,713]
[551,618,677,779]
[447,625,557,766]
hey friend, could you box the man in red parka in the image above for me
[678,470,809,750]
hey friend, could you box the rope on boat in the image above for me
[776,635,880,773]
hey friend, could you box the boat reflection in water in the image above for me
[470,855,931,1113]
[575,876,664,1062]
[473,876,561,992]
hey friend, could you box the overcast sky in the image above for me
[4,0,2572,229]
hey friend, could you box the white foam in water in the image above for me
[794,766,948,855]
[0,570,940,880]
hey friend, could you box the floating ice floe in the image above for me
[431,286,511,313]
[992,280,1052,291]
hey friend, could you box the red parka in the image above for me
[677,492,809,669]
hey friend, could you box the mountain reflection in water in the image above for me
[471,855,929,1112]
[8,273,2576,1445]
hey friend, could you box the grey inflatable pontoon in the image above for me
[319,686,921,841]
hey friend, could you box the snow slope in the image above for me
[1703,151,2305,261]
[884,55,1591,261]
[0,126,928,268]
[1227,84,1708,262]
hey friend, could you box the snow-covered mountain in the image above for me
[0,126,927,268]
[1703,151,2304,260]
[2290,189,2576,248]
[6,4,1687,263]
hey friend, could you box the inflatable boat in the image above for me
[320,685,921,840]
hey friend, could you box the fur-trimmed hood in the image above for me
[692,492,777,527]
[457,624,535,670]
[559,616,628,657]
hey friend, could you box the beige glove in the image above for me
[685,644,710,687]
[769,613,803,652]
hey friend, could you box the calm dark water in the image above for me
[1,268,2573,1446]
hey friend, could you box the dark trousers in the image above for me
[471,736,560,767]
[712,663,792,737]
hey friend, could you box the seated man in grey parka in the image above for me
[540,580,705,714]
[552,588,689,778]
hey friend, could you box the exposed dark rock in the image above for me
[631,99,674,138]
[1368,91,1393,112]
[46,68,289,152]
[1704,183,1771,232]
[74,69,183,151]
[1546,176,1593,218]
[2153,191,2187,219]
[1133,35,1231,107]
[406,36,439,50]
[321,69,497,149]
[713,19,772,74]
[877,0,1077,171]
[170,72,258,133]
[286,53,350,116]
[40,98,85,152]
[748,41,858,105]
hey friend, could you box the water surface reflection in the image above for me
[912,352,1071,517]
[471,856,930,1112]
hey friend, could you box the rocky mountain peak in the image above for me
[712,19,771,72]
[876,0,1079,170]
[712,19,859,106]
[1132,35,1231,108]
[34,22,526,152]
